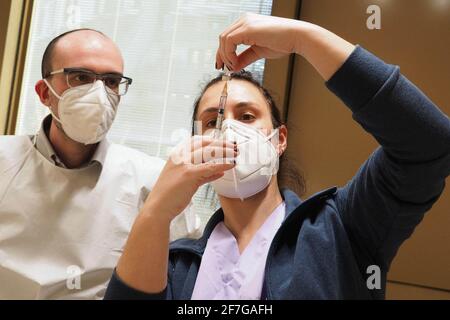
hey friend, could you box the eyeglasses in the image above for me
[45,68,133,96]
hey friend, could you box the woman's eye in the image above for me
[206,119,217,128]
[240,113,256,121]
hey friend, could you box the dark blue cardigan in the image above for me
[105,46,450,300]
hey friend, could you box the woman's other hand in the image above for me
[115,135,237,294]
[143,135,237,222]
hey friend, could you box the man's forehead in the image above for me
[52,30,124,72]
[55,30,114,52]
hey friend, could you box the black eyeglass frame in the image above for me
[44,67,133,96]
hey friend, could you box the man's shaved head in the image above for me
[41,28,123,78]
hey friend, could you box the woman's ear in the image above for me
[277,125,288,156]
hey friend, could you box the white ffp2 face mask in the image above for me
[210,119,280,200]
[43,79,120,145]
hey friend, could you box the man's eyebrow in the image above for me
[68,67,123,76]
[103,71,124,77]
[199,101,257,116]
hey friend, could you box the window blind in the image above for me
[16,0,273,224]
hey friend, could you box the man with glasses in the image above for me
[0,29,200,299]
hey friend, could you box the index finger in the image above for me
[217,18,244,70]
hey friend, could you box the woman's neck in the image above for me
[219,178,284,254]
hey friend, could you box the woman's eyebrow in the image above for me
[199,101,257,116]
[200,107,220,115]
[234,101,258,109]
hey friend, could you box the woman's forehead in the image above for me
[198,79,268,112]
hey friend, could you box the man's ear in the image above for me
[35,80,51,107]
[277,125,288,156]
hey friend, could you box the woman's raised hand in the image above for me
[216,13,304,71]
[216,13,355,81]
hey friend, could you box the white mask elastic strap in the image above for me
[43,79,63,124]
[260,128,279,145]
[267,128,278,141]
[231,167,243,202]
[43,79,63,100]
[48,108,63,125]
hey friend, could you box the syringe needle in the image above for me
[213,66,231,139]
[214,81,228,138]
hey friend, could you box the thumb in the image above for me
[192,161,236,179]
[202,172,225,185]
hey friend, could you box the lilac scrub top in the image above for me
[191,202,286,300]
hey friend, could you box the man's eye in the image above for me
[77,74,92,82]
[105,78,120,88]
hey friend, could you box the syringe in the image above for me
[213,66,232,138]
[214,82,227,138]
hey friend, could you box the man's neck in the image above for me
[219,178,284,254]
[48,119,97,169]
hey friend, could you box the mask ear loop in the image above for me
[266,127,279,141]
[259,127,280,178]
[232,167,243,201]
[43,79,63,100]
[43,79,64,125]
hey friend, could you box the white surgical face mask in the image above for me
[43,79,120,145]
[210,119,280,201]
